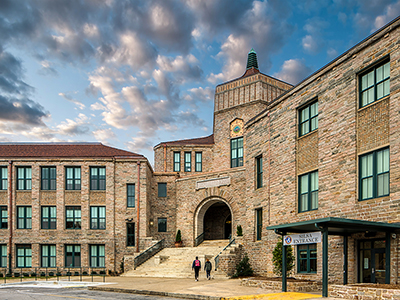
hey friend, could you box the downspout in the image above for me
[113,158,116,273]
[163,144,167,172]
[267,112,271,225]
[136,161,140,253]
[8,161,12,274]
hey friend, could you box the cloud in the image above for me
[373,1,400,31]
[302,35,319,53]
[274,59,313,85]
[0,47,34,95]
[56,113,90,136]
[185,0,253,36]
[184,87,214,103]
[301,18,329,54]
[177,110,209,131]
[59,92,85,110]
[327,48,338,59]
[126,137,154,153]
[93,128,117,143]
[0,95,48,125]
[156,54,202,81]
[207,34,249,84]
[206,0,293,83]
[37,60,58,76]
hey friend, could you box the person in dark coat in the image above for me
[204,258,212,280]
[192,256,201,281]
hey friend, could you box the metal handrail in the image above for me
[214,237,235,271]
[0,267,107,283]
[194,232,205,247]
[134,239,165,269]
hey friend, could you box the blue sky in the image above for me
[0,0,399,165]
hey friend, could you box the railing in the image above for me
[0,267,107,283]
[134,239,165,270]
[214,237,235,271]
[194,232,205,247]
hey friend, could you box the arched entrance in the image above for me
[195,198,232,241]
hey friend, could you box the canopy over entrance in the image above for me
[267,217,400,297]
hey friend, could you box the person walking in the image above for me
[204,258,212,280]
[192,256,201,281]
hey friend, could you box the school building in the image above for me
[1,16,400,291]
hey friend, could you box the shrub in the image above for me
[232,254,253,278]
[236,225,243,236]
[175,230,182,242]
[272,236,295,277]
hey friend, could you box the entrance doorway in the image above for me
[359,239,386,283]
[203,202,232,240]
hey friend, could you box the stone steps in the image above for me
[123,239,232,279]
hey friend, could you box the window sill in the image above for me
[297,272,317,274]
[298,208,318,214]
[358,194,390,202]
[358,94,389,111]
[298,129,318,140]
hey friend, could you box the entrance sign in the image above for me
[283,232,321,246]
[196,177,230,189]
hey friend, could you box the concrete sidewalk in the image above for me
[88,276,342,300]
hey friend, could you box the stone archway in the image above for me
[194,198,233,240]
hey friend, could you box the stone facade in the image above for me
[0,145,152,274]
[148,17,400,285]
[2,17,400,287]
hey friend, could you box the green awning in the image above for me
[267,217,400,235]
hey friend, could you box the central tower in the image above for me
[211,49,293,171]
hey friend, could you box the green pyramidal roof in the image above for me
[246,48,259,70]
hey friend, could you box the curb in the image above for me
[88,286,221,300]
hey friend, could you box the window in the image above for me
[158,183,167,197]
[90,167,106,190]
[127,223,135,246]
[256,156,263,189]
[195,152,202,172]
[66,206,81,229]
[299,101,318,136]
[158,218,167,232]
[299,171,318,212]
[17,167,31,190]
[41,167,56,190]
[17,206,32,229]
[360,148,389,200]
[16,245,31,268]
[231,137,243,168]
[0,245,6,267]
[65,245,81,267]
[184,152,191,172]
[360,60,390,107]
[298,244,317,273]
[256,208,262,241]
[66,167,81,190]
[41,206,56,229]
[127,184,135,207]
[90,245,105,267]
[173,152,180,172]
[90,206,106,229]
[0,206,7,229]
[0,167,7,190]
[41,245,56,267]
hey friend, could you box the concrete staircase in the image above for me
[123,239,233,279]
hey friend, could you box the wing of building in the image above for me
[2,16,400,288]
